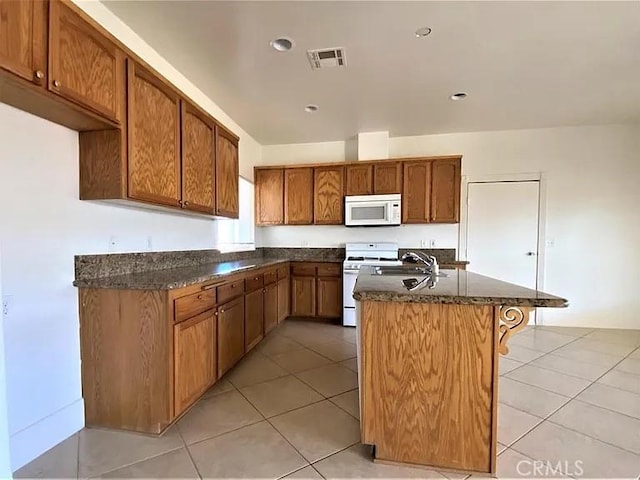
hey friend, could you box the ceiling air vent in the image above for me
[307,47,347,70]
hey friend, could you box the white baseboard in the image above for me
[10,398,84,472]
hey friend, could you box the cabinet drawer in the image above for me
[317,264,341,277]
[217,280,245,304]
[245,273,264,292]
[264,269,278,285]
[277,264,289,280]
[291,264,316,276]
[174,288,217,323]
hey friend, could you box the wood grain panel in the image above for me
[0,0,47,84]
[49,0,123,121]
[215,127,239,218]
[264,269,277,285]
[217,296,245,377]
[431,158,461,223]
[374,162,402,194]
[345,164,373,196]
[174,288,216,323]
[317,277,342,318]
[263,283,278,334]
[291,276,316,317]
[217,279,245,304]
[127,59,181,207]
[79,128,125,199]
[360,301,496,473]
[79,288,172,434]
[284,168,314,225]
[314,166,344,225]
[244,288,264,351]
[277,277,290,323]
[402,161,431,223]
[174,310,215,415]
[181,100,215,214]
[245,273,264,293]
[255,168,284,225]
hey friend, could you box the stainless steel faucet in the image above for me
[401,252,439,275]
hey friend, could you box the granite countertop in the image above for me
[73,257,339,290]
[353,267,568,307]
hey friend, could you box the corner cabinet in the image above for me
[215,127,239,218]
[127,60,181,207]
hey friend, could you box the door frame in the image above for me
[459,173,548,322]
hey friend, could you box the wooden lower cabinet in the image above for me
[264,283,278,334]
[291,276,316,317]
[317,277,342,318]
[174,311,216,415]
[277,277,290,323]
[217,296,245,378]
[244,288,264,351]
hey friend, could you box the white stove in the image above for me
[342,242,402,326]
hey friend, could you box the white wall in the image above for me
[0,251,13,479]
[1,1,262,471]
[261,124,640,330]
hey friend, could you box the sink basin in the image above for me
[372,266,449,277]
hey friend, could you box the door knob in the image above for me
[526,252,537,256]
[53,80,61,88]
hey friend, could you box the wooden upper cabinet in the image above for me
[284,168,313,225]
[374,162,402,194]
[173,311,215,415]
[0,0,47,85]
[345,164,373,196]
[48,0,123,122]
[402,160,432,224]
[255,169,284,225]
[181,101,215,214]
[215,127,239,218]
[431,158,461,223]
[314,166,344,225]
[127,60,181,207]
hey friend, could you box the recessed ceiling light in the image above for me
[270,37,294,52]
[450,92,468,101]
[415,27,432,37]
[304,104,319,113]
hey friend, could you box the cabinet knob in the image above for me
[220,309,225,314]
[197,294,203,300]
[34,70,44,80]
[53,79,61,88]
[183,201,189,207]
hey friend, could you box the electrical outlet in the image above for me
[546,239,555,248]
[2,295,13,316]
[430,239,437,248]
[147,236,153,251]
[420,239,428,248]
[108,236,118,252]
[301,240,309,247]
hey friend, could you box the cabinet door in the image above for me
[284,168,313,225]
[49,0,123,121]
[277,277,290,323]
[264,283,278,334]
[291,276,316,317]
[402,161,432,224]
[181,101,215,214]
[345,164,373,196]
[127,60,181,207]
[374,162,402,194]
[317,277,342,318]
[431,159,461,223]
[255,168,284,225]
[0,0,47,84]
[217,296,245,378]
[215,127,239,218]
[244,288,264,351]
[174,311,215,415]
[314,166,344,225]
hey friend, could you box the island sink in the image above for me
[353,268,567,475]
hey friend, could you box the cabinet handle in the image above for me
[53,79,61,88]
[34,70,44,81]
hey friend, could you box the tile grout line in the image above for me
[176,426,204,480]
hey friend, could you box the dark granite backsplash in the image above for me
[75,247,461,281]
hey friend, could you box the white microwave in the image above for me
[344,194,401,226]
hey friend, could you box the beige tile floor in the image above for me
[15,321,640,479]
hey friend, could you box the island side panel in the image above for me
[79,288,172,434]
[360,300,497,473]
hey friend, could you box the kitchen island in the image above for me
[353,268,567,475]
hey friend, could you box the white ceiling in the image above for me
[102,1,640,145]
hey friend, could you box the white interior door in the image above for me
[466,181,540,290]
